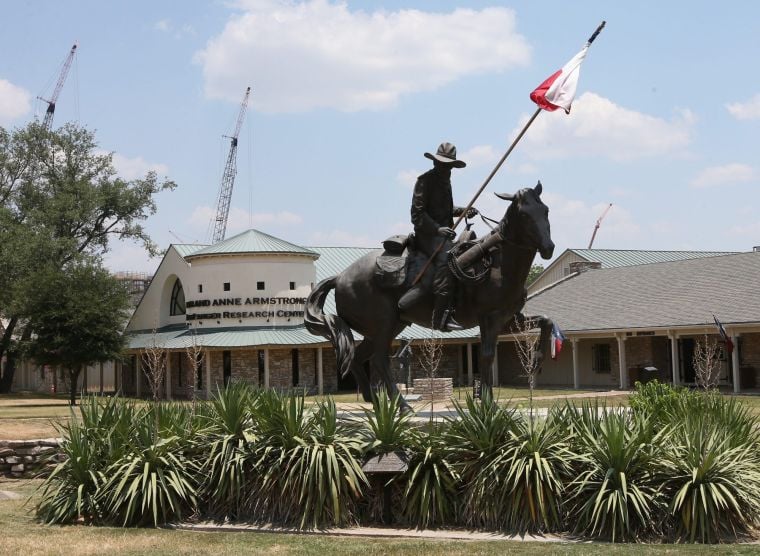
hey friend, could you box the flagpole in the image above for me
[411,20,606,287]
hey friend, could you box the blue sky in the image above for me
[1,1,759,272]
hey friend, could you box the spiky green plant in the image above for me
[101,403,198,527]
[199,382,257,518]
[362,389,416,454]
[664,413,760,543]
[403,423,459,528]
[565,403,665,542]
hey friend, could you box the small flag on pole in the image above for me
[551,322,566,360]
[713,315,735,354]
[530,21,605,114]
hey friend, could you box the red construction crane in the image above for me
[588,203,613,249]
[212,86,251,244]
[38,43,78,131]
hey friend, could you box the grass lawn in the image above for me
[1,479,758,555]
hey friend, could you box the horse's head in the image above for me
[495,181,555,260]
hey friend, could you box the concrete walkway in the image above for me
[173,522,570,543]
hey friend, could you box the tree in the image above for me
[23,262,131,405]
[526,264,544,287]
[511,317,540,416]
[694,333,721,390]
[0,122,175,392]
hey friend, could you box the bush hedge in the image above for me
[35,381,760,543]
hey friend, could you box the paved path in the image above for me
[174,522,570,543]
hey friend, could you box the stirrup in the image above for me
[440,309,463,332]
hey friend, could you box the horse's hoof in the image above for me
[399,403,415,416]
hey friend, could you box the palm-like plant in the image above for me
[362,389,415,454]
[664,414,760,543]
[566,403,665,542]
[403,423,459,528]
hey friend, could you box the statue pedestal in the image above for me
[412,377,453,401]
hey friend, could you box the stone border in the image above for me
[0,438,61,478]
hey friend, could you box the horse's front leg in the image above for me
[478,312,503,397]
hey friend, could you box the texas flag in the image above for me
[530,45,589,114]
[713,314,735,354]
[550,322,566,360]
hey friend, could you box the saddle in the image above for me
[374,229,481,290]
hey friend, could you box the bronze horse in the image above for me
[305,182,555,409]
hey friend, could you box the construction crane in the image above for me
[588,203,613,249]
[212,86,251,244]
[38,43,78,131]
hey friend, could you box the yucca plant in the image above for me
[494,410,573,533]
[35,416,108,524]
[446,391,518,528]
[565,403,665,542]
[403,423,459,528]
[664,414,760,543]
[101,404,199,527]
[199,382,257,518]
[362,388,416,454]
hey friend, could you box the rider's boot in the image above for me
[433,295,463,332]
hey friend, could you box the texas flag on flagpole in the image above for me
[550,322,566,360]
[713,314,735,354]
[530,21,605,114]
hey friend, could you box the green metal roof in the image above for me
[570,248,738,268]
[128,324,330,350]
[172,243,208,258]
[309,246,377,282]
[186,229,319,259]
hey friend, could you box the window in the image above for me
[257,281,265,290]
[592,343,612,373]
[223,351,232,386]
[195,353,204,390]
[198,284,203,293]
[170,278,186,316]
[258,350,265,386]
[289,281,296,290]
[223,282,230,292]
[175,352,184,387]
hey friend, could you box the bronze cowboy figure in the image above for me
[398,142,476,331]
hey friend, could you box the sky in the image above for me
[1,1,759,273]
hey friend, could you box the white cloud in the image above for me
[0,79,31,124]
[189,205,303,237]
[726,93,760,120]
[154,19,196,38]
[195,1,531,113]
[690,163,756,188]
[396,169,420,188]
[517,92,694,161]
[111,153,170,180]
[460,145,499,168]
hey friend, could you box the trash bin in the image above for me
[642,366,659,383]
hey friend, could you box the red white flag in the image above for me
[530,45,589,114]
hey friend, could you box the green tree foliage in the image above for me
[0,122,175,392]
[526,263,544,286]
[22,262,131,405]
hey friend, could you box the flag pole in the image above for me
[411,20,606,287]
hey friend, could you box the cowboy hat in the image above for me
[424,142,466,168]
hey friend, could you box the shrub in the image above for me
[565,403,665,542]
[663,410,760,542]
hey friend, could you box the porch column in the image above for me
[317,347,324,395]
[205,350,212,398]
[492,341,499,387]
[732,333,741,393]
[136,356,142,398]
[264,348,270,389]
[165,353,172,400]
[466,343,474,386]
[669,332,680,385]
[617,335,627,389]
[571,338,580,389]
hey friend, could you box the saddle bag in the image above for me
[374,255,407,288]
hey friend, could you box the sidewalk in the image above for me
[173,522,570,543]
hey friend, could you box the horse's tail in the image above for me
[305,277,355,378]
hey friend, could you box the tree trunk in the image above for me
[69,366,81,406]
[0,317,19,393]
